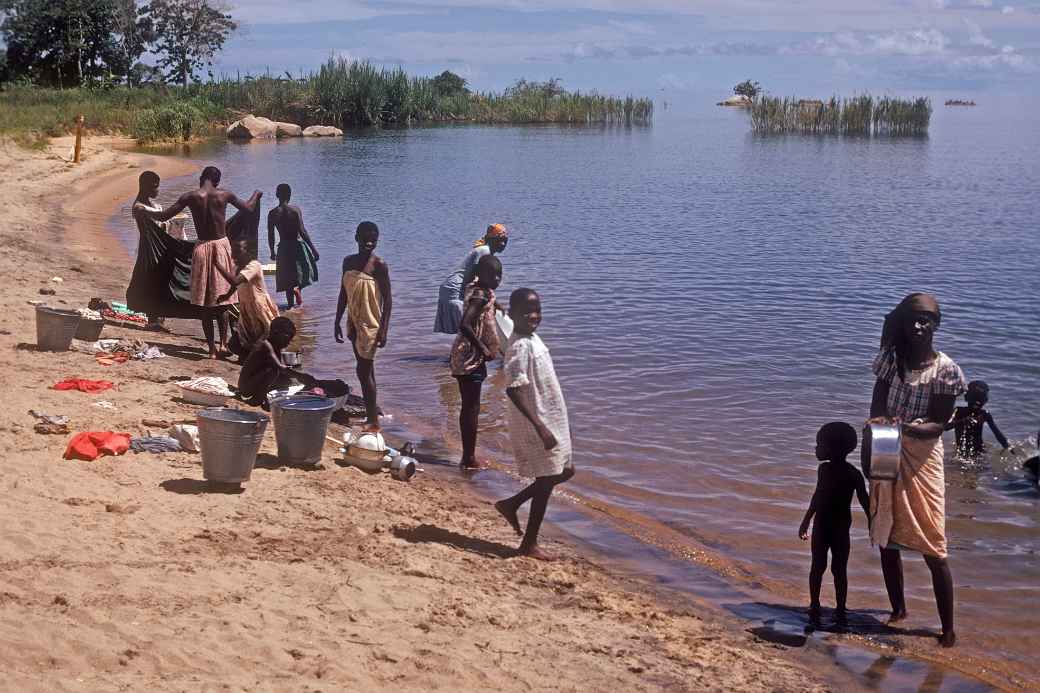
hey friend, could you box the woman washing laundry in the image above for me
[434,223,508,335]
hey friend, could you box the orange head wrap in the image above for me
[474,223,508,247]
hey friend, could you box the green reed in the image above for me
[750,94,930,136]
[1,58,653,143]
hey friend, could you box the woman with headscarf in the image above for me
[434,224,508,334]
[868,293,966,648]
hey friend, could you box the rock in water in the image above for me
[716,95,752,108]
[302,125,344,137]
[275,122,303,138]
[227,115,278,139]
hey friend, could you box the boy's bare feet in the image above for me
[886,609,908,624]
[939,631,956,648]
[460,459,489,472]
[294,287,303,305]
[808,605,821,626]
[514,544,554,561]
[494,500,522,536]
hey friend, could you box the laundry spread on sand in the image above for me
[130,436,183,454]
[180,376,234,396]
[91,299,149,325]
[29,410,70,435]
[169,424,200,452]
[134,345,164,360]
[29,409,71,432]
[64,431,131,461]
[53,378,114,394]
[96,352,130,366]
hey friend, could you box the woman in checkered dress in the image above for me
[868,293,966,648]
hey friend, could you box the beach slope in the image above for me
[0,138,825,691]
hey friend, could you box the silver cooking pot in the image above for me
[389,455,417,481]
[862,422,901,481]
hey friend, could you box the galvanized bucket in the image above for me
[272,395,336,465]
[35,306,82,352]
[197,408,269,483]
[862,422,901,481]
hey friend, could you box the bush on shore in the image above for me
[0,59,653,143]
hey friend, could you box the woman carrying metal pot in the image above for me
[433,224,508,334]
[867,293,966,648]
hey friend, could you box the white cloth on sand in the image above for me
[503,332,572,478]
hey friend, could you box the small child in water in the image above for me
[494,288,574,560]
[944,380,1009,458]
[238,316,313,407]
[798,422,869,626]
[334,221,391,431]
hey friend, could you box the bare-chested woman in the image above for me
[142,166,260,358]
[268,183,319,310]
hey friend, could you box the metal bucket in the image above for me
[74,319,105,342]
[272,395,336,465]
[862,423,901,481]
[197,408,269,483]
[35,306,82,352]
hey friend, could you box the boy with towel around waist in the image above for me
[494,288,574,560]
[334,222,391,431]
[140,166,259,359]
[798,422,869,626]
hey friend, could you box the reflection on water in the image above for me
[115,97,1039,687]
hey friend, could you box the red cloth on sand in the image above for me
[53,378,114,393]
[64,431,131,461]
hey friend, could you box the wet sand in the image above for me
[0,137,836,690]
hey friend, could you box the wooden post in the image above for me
[73,114,84,164]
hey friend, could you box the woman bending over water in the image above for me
[868,293,965,648]
[434,223,508,334]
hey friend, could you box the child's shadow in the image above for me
[392,524,515,559]
[726,601,939,640]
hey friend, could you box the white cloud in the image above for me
[227,0,410,24]
[787,28,949,56]
[964,18,995,47]
[1001,5,1014,13]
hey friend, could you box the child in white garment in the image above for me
[494,288,574,560]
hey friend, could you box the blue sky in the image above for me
[213,0,1040,96]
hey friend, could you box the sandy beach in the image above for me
[0,137,837,691]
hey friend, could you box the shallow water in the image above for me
[123,96,1039,686]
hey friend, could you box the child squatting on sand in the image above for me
[494,288,575,560]
[798,422,869,626]
[238,316,314,407]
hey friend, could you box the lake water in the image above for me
[132,96,1039,687]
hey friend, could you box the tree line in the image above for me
[0,0,236,88]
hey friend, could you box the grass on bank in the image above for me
[749,95,931,136]
[0,58,654,143]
